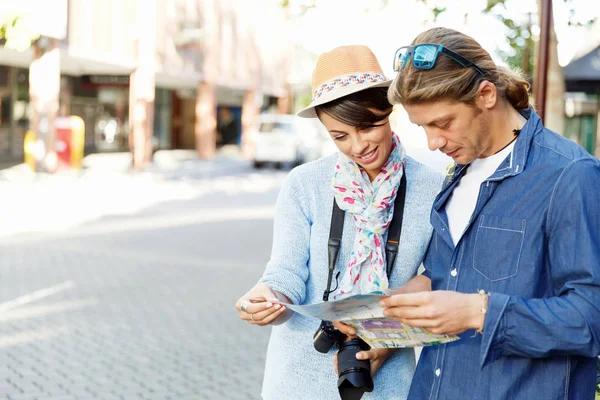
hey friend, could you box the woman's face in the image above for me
[318,110,393,181]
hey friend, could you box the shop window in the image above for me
[0,66,9,88]
[564,115,597,155]
[153,88,172,149]
[15,69,29,101]
[0,96,10,127]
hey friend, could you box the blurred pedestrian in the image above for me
[217,107,240,146]
[380,27,600,400]
[236,45,443,399]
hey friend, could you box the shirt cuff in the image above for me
[480,292,510,368]
[421,269,432,279]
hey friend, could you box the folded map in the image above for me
[274,292,460,349]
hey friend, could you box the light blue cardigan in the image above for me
[259,153,443,400]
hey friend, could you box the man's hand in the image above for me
[379,290,485,335]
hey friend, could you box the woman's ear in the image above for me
[476,80,497,109]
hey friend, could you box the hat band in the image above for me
[312,72,387,101]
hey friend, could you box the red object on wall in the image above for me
[55,119,72,170]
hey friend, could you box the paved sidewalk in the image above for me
[0,148,252,182]
[0,149,256,240]
[0,160,285,399]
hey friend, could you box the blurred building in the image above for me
[0,0,292,169]
[564,44,600,158]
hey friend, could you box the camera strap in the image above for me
[323,172,407,301]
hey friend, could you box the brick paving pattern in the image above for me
[0,169,287,400]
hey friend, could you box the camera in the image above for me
[313,320,344,353]
[313,321,374,400]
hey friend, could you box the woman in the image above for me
[235,45,443,399]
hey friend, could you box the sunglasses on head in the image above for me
[393,43,485,75]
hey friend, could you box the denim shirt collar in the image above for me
[488,108,542,181]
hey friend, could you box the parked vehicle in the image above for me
[250,113,334,168]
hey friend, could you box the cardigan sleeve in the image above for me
[258,168,312,305]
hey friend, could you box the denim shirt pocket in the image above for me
[472,215,526,282]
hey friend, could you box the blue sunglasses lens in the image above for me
[395,48,410,71]
[412,45,438,70]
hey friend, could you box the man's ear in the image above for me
[477,80,497,110]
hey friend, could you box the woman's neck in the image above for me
[366,169,378,182]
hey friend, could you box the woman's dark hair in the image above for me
[316,87,393,129]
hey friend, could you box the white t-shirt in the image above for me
[446,142,516,245]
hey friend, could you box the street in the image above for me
[0,159,288,399]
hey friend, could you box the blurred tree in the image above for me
[418,0,596,133]
[481,0,595,80]
[281,0,596,134]
[0,15,39,52]
[482,0,595,133]
[281,0,594,80]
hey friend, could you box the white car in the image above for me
[250,114,333,168]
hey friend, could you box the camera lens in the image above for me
[337,338,373,400]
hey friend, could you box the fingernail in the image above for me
[356,353,364,360]
[379,300,385,307]
[383,310,389,316]
[266,303,273,308]
[274,304,281,309]
[349,330,356,335]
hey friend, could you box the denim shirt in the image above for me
[409,109,600,400]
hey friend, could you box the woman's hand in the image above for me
[331,322,397,377]
[235,283,292,326]
[332,321,358,338]
[334,347,398,377]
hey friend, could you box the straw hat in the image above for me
[297,45,391,118]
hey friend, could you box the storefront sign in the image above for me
[81,75,130,87]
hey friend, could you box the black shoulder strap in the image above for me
[385,172,407,277]
[323,199,345,301]
[323,171,408,301]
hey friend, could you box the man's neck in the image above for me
[482,105,527,158]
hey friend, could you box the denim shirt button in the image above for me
[451,269,457,277]
[435,368,441,377]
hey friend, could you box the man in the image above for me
[381,27,600,399]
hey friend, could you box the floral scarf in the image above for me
[332,133,406,299]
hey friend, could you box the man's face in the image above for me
[403,100,491,165]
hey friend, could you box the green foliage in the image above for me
[294,90,313,110]
[432,6,447,22]
[0,15,40,51]
[0,16,17,39]
[279,0,317,13]
[483,0,507,13]
[484,0,534,78]
[483,0,596,80]
[278,0,596,80]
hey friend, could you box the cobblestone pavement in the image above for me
[0,166,289,400]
